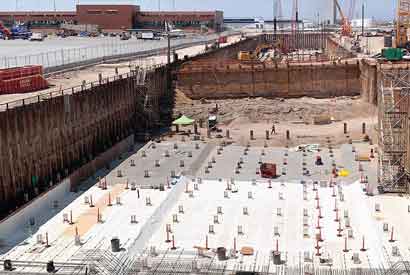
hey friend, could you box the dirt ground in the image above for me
[174,91,378,147]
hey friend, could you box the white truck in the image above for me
[140,32,155,40]
[29,32,44,41]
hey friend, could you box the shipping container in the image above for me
[0,65,48,94]
[218,36,227,44]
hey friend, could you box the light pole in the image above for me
[361,3,365,37]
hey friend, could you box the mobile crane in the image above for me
[334,0,352,37]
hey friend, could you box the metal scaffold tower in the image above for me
[378,66,410,193]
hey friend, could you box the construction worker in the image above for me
[271,124,276,135]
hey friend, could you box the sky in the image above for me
[1,0,396,21]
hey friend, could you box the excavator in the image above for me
[238,44,273,61]
[238,41,283,62]
[334,0,352,37]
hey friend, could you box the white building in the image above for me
[350,18,374,28]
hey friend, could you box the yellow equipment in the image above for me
[238,51,253,61]
[396,0,410,48]
[334,0,352,37]
[237,44,274,61]
[338,169,350,177]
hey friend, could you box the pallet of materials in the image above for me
[0,65,49,94]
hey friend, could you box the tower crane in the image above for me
[396,0,410,48]
[334,0,352,37]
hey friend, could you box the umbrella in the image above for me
[172,115,195,126]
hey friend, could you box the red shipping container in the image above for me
[1,75,48,94]
[0,65,43,81]
[218,36,227,44]
[0,65,48,94]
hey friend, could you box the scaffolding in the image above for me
[378,65,410,193]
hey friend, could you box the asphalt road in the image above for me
[0,34,220,69]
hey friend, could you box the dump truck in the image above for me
[260,163,277,178]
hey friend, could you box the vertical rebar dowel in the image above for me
[360,236,366,251]
[90,195,94,207]
[171,235,176,249]
[70,210,73,225]
[45,232,50,247]
[390,227,395,242]
[343,237,349,252]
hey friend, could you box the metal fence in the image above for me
[0,31,238,71]
[0,67,147,112]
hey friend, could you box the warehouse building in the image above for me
[0,4,224,32]
[0,11,76,28]
[135,11,224,32]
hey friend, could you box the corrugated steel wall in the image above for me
[265,32,328,50]
[0,67,170,219]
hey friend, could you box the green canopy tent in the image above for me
[172,115,195,126]
[172,115,195,132]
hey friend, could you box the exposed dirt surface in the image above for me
[174,91,378,147]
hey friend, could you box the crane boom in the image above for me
[334,0,352,37]
[334,0,345,20]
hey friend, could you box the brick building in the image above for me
[0,4,224,32]
[136,11,224,32]
[0,11,76,27]
[76,4,139,31]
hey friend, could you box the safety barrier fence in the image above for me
[0,31,239,73]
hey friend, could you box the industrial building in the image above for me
[0,4,224,32]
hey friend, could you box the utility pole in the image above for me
[167,33,171,65]
[273,0,275,31]
[361,3,365,37]
[53,0,56,11]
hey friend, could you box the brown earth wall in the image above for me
[177,61,361,99]
[360,59,378,105]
